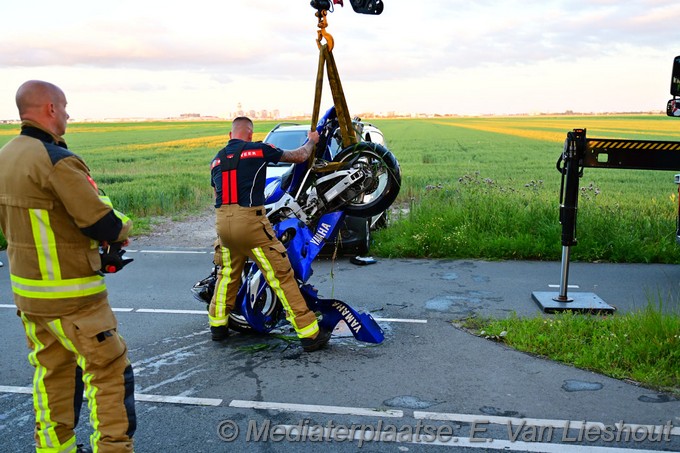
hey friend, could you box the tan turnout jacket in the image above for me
[0,121,131,316]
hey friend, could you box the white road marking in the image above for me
[1,304,426,324]
[230,399,403,418]
[136,308,207,315]
[373,317,427,323]
[0,386,671,451]
[271,423,663,452]
[126,249,209,254]
[135,393,222,406]
[415,411,680,437]
[0,385,31,394]
[0,385,221,407]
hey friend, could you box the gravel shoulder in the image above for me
[129,208,216,248]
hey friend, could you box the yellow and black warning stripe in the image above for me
[587,139,680,151]
[582,138,680,170]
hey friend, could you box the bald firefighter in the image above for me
[208,117,332,352]
[0,81,136,453]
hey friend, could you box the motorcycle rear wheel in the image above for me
[332,142,401,218]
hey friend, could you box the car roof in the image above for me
[267,123,308,133]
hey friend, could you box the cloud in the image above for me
[3,1,677,78]
[1,0,678,118]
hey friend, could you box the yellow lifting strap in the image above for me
[309,10,358,170]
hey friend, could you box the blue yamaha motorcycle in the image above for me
[192,107,401,344]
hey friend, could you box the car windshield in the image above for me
[265,129,307,150]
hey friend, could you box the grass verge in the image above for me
[372,172,680,263]
[458,301,680,396]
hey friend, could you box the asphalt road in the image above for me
[1,247,679,453]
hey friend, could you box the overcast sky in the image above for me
[1,0,678,120]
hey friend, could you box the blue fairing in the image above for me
[301,285,385,344]
[273,211,344,283]
[307,211,344,258]
[264,177,285,204]
[275,218,314,282]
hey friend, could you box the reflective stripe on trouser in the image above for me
[19,299,136,453]
[209,205,319,338]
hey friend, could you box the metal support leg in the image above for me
[555,246,572,302]
[532,129,615,314]
[532,254,614,315]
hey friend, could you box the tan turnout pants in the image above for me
[208,205,319,339]
[19,298,136,453]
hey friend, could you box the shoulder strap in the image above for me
[219,141,248,171]
[218,142,248,205]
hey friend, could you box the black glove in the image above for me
[99,242,133,274]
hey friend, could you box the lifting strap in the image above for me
[309,10,358,170]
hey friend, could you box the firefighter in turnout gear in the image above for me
[0,81,136,453]
[208,117,332,352]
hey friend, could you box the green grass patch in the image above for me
[369,115,680,263]
[460,301,680,395]
[372,171,680,262]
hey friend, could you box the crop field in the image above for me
[1,115,680,263]
[371,115,680,262]
[0,120,277,240]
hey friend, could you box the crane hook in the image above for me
[315,9,335,51]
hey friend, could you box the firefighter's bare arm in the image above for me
[280,130,320,163]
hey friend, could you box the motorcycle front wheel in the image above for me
[228,267,284,334]
[332,142,401,218]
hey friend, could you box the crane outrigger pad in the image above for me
[532,291,615,314]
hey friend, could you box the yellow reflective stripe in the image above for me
[114,208,131,224]
[29,209,61,280]
[251,247,304,332]
[11,274,106,299]
[99,195,130,223]
[47,319,102,450]
[99,195,113,208]
[35,435,77,453]
[297,319,320,339]
[209,246,231,326]
[20,314,61,450]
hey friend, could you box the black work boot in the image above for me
[210,325,230,341]
[76,445,93,453]
[300,327,332,352]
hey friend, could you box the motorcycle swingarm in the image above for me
[316,169,364,204]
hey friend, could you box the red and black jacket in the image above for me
[211,139,283,208]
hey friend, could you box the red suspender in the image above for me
[218,144,263,205]
[222,169,238,205]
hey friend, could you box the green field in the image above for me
[2,115,680,263]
